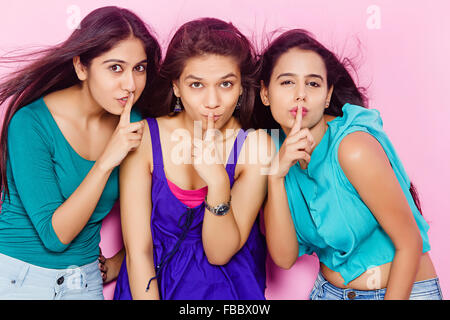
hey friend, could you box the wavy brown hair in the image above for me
[143,17,259,130]
[0,6,161,200]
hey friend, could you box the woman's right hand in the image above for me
[97,92,144,171]
[269,109,315,179]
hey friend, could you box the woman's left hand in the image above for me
[98,248,125,283]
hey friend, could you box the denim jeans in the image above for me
[0,253,104,300]
[310,272,443,300]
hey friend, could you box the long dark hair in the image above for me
[0,6,161,200]
[144,17,259,130]
[255,29,368,129]
[255,29,423,213]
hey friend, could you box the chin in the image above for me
[103,106,123,116]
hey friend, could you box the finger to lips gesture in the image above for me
[192,113,223,184]
[98,92,144,171]
[271,108,315,178]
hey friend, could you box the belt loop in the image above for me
[317,272,325,297]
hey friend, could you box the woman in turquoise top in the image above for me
[0,6,161,299]
[257,29,442,300]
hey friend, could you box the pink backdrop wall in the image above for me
[1,0,448,299]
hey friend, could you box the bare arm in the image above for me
[52,93,144,244]
[338,131,423,300]
[263,109,314,269]
[120,120,159,300]
[264,173,299,269]
[201,130,273,265]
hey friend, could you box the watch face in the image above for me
[215,204,230,216]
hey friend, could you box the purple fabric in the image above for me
[113,118,266,300]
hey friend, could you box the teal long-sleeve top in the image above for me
[0,97,141,269]
[273,104,431,285]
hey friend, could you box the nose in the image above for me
[204,87,220,110]
[121,70,136,94]
[295,84,306,102]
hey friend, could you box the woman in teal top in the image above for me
[0,6,161,299]
[257,29,442,300]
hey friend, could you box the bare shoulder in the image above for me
[236,129,275,178]
[338,131,390,176]
[244,128,276,156]
[123,118,153,173]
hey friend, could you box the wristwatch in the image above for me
[204,196,231,216]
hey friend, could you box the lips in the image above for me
[290,106,308,117]
[202,114,222,121]
[117,96,129,106]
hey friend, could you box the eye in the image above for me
[109,64,123,73]
[307,81,320,87]
[280,80,294,86]
[220,81,233,88]
[134,65,146,72]
[190,82,203,89]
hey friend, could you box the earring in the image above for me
[173,97,183,112]
[325,101,330,108]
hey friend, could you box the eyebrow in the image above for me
[276,72,324,81]
[184,73,238,81]
[102,59,148,65]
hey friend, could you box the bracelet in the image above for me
[204,196,231,216]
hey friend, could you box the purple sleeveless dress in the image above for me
[113,117,266,300]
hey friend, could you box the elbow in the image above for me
[204,245,239,266]
[271,254,298,270]
[38,224,70,253]
[206,254,232,266]
[267,243,299,270]
[395,233,423,256]
[42,239,69,253]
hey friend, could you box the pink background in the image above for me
[1,0,448,299]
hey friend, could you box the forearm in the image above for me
[52,161,113,244]
[202,178,241,265]
[127,252,160,300]
[265,175,299,269]
[384,244,422,300]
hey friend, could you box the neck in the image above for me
[69,85,108,121]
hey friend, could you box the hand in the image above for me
[98,250,123,284]
[192,113,228,186]
[269,108,315,179]
[97,92,144,171]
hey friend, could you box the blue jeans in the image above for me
[310,272,443,300]
[0,253,104,300]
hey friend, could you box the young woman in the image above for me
[113,18,271,300]
[0,6,161,299]
[258,29,442,300]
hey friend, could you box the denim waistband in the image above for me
[0,252,99,286]
[313,271,443,300]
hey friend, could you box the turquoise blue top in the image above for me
[0,97,141,269]
[274,104,431,285]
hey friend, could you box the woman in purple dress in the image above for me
[113,18,271,300]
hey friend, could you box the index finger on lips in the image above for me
[205,112,215,141]
[290,106,303,135]
[119,92,134,126]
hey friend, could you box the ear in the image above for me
[260,80,270,106]
[325,84,334,108]
[73,56,88,81]
[172,80,181,98]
